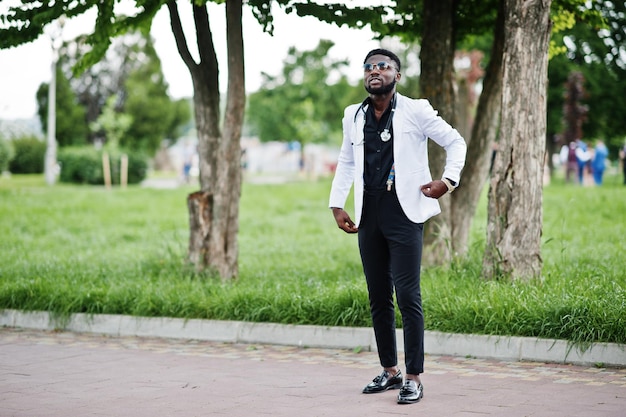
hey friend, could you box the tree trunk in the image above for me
[450,0,505,255]
[168,0,245,280]
[483,0,551,280]
[419,0,457,266]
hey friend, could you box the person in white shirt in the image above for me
[329,48,467,405]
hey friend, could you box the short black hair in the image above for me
[364,48,401,71]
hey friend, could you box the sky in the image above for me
[0,1,389,120]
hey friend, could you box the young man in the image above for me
[329,48,466,404]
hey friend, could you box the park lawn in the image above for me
[0,173,624,346]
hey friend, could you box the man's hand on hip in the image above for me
[420,180,449,199]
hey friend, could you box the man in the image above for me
[328,49,466,405]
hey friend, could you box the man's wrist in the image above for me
[441,178,456,193]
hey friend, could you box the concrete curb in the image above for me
[2,309,624,367]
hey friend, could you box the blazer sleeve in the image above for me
[415,100,467,184]
[329,105,358,209]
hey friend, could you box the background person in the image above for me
[591,140,608,185]
[575,139,591,185]
[559,141,578,183]
[181,140,196,183]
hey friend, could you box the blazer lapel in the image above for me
[392,95,405,164]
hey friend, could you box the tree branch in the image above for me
[193,2,218,69]
[166,0,196,72]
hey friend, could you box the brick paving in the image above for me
[1,327,625,416]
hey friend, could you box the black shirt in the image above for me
[363,99,394,189]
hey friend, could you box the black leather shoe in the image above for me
[397,380,423,404]
[362,370,403,394]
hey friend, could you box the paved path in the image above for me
[1,328,625,417]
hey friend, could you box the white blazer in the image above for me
[329,93,467,226]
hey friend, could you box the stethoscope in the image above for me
[354,93,397,142]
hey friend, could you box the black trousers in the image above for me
[358,187,425,375]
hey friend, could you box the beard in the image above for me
[365,79,396,95]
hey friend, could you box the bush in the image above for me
[57,147,102,184]
[110,152,149,185]
[8,136,46,174]
[57,147,148,185]
[0,138,14,173]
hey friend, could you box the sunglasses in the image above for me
[363,61,397,72]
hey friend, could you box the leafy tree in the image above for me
[1,1,251,278]
[90,95,133,150]
[246,40,361,146]
[121,34,191,154]
[547,1,626,155]
[36,67,88,147]
[58,34,144,134]
[57,31,188,152]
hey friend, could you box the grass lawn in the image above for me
[0,172,624,346]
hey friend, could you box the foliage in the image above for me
[36,67,89,147]
[90,95,133,149]
[8,136,46,174]
[245,39,421,147]
[57,147,102,184]
[122,36,192,154]
[546,3,626,155]
[57,146,148,185]
[59,32,150,135]
[560,4,626,150]
[27,27,189,153]
[248,0,388,35]
[0,138,14,172]
[375,0,603,54]
[547,53,569,139]
[371,0,499,45]
[0,174,624,345]
[64,31,189,153]
[0,0,163,72]
[246,40,362,145]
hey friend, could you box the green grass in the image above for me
[0,173,625,346]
